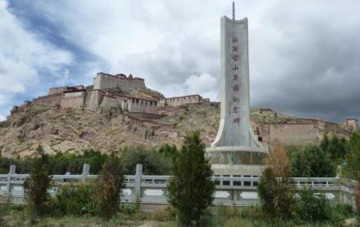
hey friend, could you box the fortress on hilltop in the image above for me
[30,72,209,115]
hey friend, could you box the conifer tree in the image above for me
[93,154,124,219]
[24,145,51,216]
[168,131,214,227]
[346,132,360,214]
[258,142,295,219]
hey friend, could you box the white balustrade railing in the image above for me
[0,164,355,208]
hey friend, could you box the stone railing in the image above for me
[0,164,356,211]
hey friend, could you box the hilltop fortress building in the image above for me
[32,72,209,115]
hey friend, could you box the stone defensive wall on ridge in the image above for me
[59,89,159,114]
[159,95,209,107]
[255,119,356,146]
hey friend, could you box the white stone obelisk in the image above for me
[206,3,268,176]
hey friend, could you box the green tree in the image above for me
[258,142,295,219]
[291,145,335,177]
[52,183,95,216]
[24,145,52,216]
[257,167,277,217]
[346,132,360,180]
[320,135,349,163]
[81,149,108,174]
[158,144,179,160]
[168,131,215,227]
[93,154,124,219]
[120,147,171,175]
[345,132,360,214]
[295,187,332,223]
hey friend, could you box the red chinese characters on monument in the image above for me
[229,35,241,127]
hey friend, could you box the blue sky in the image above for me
[1,0,360,122]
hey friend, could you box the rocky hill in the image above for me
[0,99,355,158]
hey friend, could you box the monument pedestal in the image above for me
[206,146,268,176]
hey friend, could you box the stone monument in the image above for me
[206,3,268,176]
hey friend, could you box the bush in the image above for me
[0,149,108,174]
[93,154,124,219]
[294,188,332,223]
[291,145,335,177]
[158,144,179,161]
[345,132,360,180]
[24,146,51,216]
[355,183,360,215]
[257,168,277,217]
[51,183,95,216]
[120,147,171,175]
[320,135,349,163]
[258,142,295,220]
[167,131,215,227]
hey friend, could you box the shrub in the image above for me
[158,144,179,161]
[24,146,51,216]
[355,183,360,215]
[294,188,332,223]
[345,132,360,180]
[320,135,349,163]
[120,147,171,175]
[93,154,124,219]
[291,145,335,177]
[51,183,95,216]
[257,168,277,217]
[167,131,215,227]
[258,142,295,219]
[344,132,360,214]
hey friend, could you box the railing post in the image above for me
[134,164,143,202]
[81,164,90,183]
[6,165,16,200]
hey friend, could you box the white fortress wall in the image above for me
[33,94,62,104]
[60,91,85,108]
[85,90,104,110]
[48,85,85,95]
[48,87,68,95]
[93,72,146,91]
[128,98,157,114]
[100,95,120,111]
[164,95,205,107]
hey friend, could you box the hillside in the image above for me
[0,100,354,158]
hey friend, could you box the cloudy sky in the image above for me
[1,0,359,123]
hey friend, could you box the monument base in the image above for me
[211,164,265,176]
[206,146,268,176]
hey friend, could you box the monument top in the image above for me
[232,1,235,20]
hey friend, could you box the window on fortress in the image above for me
[136,99,139,103]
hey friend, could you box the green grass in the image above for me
[0,204,356,227]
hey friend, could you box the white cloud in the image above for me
[0,0,74,118]
[184,73,218,101]
[1,0,360,121]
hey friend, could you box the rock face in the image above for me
[0,100,355,158]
